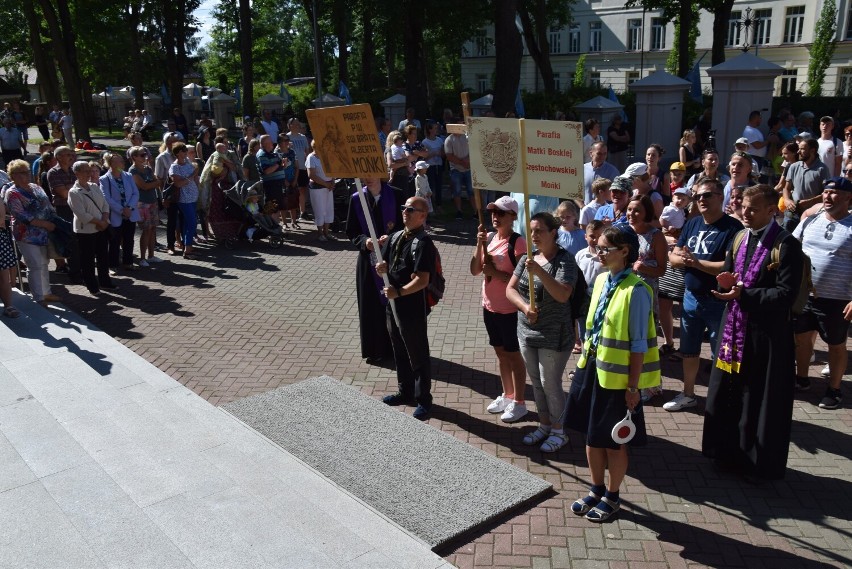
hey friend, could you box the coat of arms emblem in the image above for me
[479,127,519,185]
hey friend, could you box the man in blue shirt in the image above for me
[665,177,743,411]
[0,117,25,165]
[583,142,620,204]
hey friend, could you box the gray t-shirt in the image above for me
[514,247,578,351]
[787,159,829,201]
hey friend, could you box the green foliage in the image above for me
[665,6,700,75]
[573,55,587,89]
[806,0,837,96]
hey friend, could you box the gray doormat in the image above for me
[222,376,552,549]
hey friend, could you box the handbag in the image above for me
[611,409,636,444]
[162,182,180,202]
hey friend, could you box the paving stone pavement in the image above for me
[48,219,852,569]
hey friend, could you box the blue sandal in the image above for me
[571,490,602,516]
[585,496,620,522]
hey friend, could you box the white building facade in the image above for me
[461,0,852,97]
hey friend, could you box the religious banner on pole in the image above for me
[305,104,387,179]
[468,117,584,201]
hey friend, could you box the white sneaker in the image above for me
[663,392,697,412]
[486,395,510,414]
[138,260,149,268]
[501,401,528,423]
[821,365,830,377]
[147,256,164,263]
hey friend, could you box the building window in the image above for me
[727,11,742,47]
[553,74,561,91]
[780,69,797,96]
[476,74,488,93]
[568,24,581,53]
[590,72,601,88]
[838,68,852,96]
[473,29,488,56]
[549,25,562,54]
[628,19,642,51]
[651,18,666,50]
[627,71,640,85]
[590,22,602,52]
[784,6,805,43]
[753,9,772,45]
[846,4,852,40]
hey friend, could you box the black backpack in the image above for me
[487,231,521,268]
[388,230,446,309]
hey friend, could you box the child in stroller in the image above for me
[222,180,285,248]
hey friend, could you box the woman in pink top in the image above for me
[470,196,529,423]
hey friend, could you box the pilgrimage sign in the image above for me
[305,104,387,179]
[468,117,583,201]
[468,116,583,310]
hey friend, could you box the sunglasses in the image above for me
[694,192,719,201]
[596,246,620,255]
[401,206,426,214]
[845,169,852,174]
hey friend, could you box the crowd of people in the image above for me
[1,103,850,522]
[347,107,850,523]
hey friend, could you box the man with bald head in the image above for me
[376,196,439,420]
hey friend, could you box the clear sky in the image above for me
[195,0,217,49]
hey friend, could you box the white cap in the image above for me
[624,162,648,177]
[735,137,749,145]
[414,160,429,170]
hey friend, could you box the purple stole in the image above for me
[716,222,781,373]
[352,184,397,304]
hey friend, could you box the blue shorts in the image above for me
[449,169,472,199]
[679,289,725,357]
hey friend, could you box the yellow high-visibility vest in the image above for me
[578,272,661,389]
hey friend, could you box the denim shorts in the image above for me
[679,289,725,357]
[449,169,472,199]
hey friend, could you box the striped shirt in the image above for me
[794,213,852,301]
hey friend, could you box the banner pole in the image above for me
[460,92,483,226]
[518,118,535,313]
[354,177,400,328]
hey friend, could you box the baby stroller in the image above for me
[221,180,285,249]
[330,178,356,234]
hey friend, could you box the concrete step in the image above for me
[0,291,452,569]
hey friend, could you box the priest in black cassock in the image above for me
[346,177,403,363]
[703,184,804,481]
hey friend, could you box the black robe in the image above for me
[346,186,403,360]
[702,226,804,480]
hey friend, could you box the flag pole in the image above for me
[518,117,534,313]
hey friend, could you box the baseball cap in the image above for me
[414,160,430,170]
[624,162,648,177]
[486,196,519,214]
[673,187,692,197]
[735,137,749,145]
[670,161,686,172]
[824,177,852,192]
[610,176,632,193]
[795,132,813,141]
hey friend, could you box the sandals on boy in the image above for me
[571,490,603,516]
[540,432,568,453]
[522,426,550,446]
[585,496,620,522]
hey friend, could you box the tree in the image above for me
[19,1,62,105]
[806,0,838,96]
[491,0,522,116]
[37,0,92,140]
[573,54,586,88]
[665,4,699,76]
[708,0,735,65]
[238,0,253,116]
[516,0,572,94]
